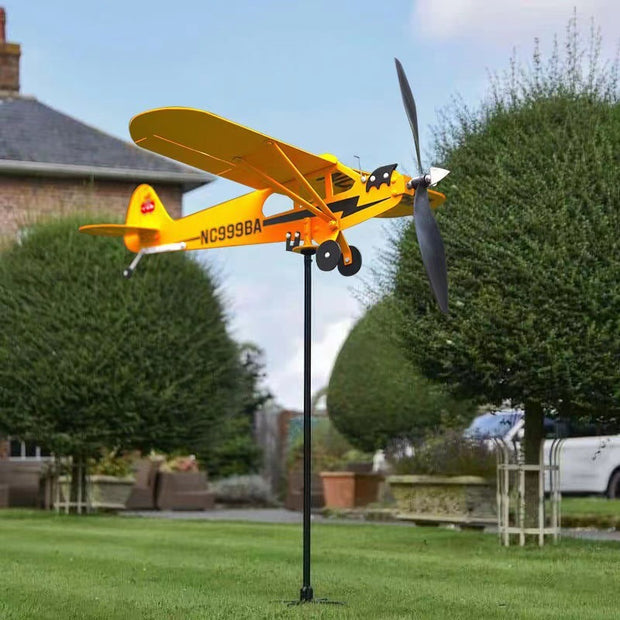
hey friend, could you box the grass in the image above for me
[560,497,620,528]
[0,510,618,619]
[561,497,620,517]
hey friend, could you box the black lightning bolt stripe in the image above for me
[180,195,392,243]
[262,195,391,227]
[263,208,313,227]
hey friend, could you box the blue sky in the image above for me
[5,0,619,408]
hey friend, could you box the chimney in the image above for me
[0,7,21,96]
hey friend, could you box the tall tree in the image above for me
[327,299,475,453]
[390,17,620,522]
[0,216,262,476]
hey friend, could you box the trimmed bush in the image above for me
[211,475,277,506]
[328,299,475,452]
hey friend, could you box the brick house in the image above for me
[0,7,211,236]
[0,7,212,484]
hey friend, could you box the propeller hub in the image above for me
[408,168,451,190]
[407,175,431,190]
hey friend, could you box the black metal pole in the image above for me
[282,248,343,607]
[300,249,314,602]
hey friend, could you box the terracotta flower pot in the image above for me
[320,471,384,509]
[285,467,324,511]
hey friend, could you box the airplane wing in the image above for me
[129,108,336,192]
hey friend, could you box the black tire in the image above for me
[607,469,620,499]
[316,240,341,271]
[337,245,362,277]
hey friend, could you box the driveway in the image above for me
[123,507,620,541]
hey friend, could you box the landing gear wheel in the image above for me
[316,240,341,271]
[337,245,362,277]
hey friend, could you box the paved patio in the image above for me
[123,507,620,541]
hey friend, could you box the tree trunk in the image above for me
[69,456,88,514]
[523,401,544,532]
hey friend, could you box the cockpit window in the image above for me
[306,176,325,199]
[331,171,354,194]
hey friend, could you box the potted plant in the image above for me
[320,452,384,510]
[387,429,496,524]
[285,431,327,511]
[160,454,200,474]
[309,420,381,510]
[87,449,136,510]
[156,454,214,510]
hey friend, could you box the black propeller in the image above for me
[395,58,423,176]
[394,58,449,314]
[412,181,448,313]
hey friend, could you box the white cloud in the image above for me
[413,0,620,45]
[270,316,356,410]
[199,242,364,411]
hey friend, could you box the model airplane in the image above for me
[80,59,450,312]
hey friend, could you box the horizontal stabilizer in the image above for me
[78,224,159,240]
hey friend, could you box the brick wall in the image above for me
[0,175,183,237]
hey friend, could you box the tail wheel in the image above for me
[316,240,341,271]
[337,245,362,277]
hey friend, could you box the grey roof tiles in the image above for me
[0,97,211,191]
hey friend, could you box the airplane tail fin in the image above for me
[79,185,185,278]
[79,184,172,252]
[124,184,173,233]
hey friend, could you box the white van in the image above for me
[466,411,620,498]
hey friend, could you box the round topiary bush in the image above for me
[0,215,261,476]
[327,299,474,452]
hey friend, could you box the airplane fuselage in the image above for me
[144,158,444,254]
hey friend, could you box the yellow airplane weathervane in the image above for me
[79,58,453,604]
[80,58,450,313]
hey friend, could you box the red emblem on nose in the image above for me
[141,198,155,214]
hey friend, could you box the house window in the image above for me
[8,438,51,461]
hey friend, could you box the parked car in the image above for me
[465,410,620,498]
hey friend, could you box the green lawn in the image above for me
[0,511,618,619]
[561,497,620,516]
[560,497,620,528]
